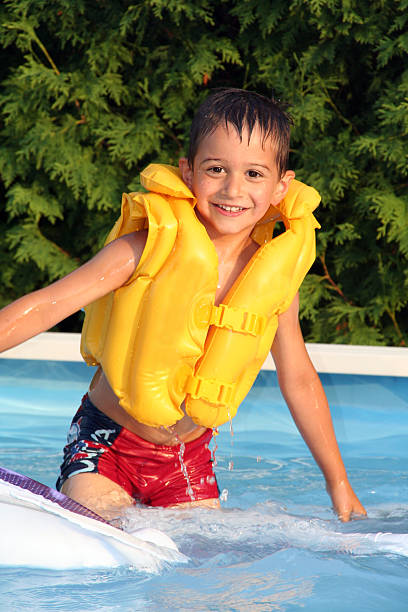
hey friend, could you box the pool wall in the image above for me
[1,331,407,377]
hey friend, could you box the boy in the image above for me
[0,88,366,522]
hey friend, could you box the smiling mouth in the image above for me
[213,203,247,213]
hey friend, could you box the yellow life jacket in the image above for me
[80,164,320,428]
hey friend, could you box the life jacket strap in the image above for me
[210,304,266,336]
[186,375,236,406]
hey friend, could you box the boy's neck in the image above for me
[195,208,257,263]
[211,231,256,263]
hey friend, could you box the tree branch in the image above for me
[319,253,354,305]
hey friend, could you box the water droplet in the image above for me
[227,410,234,438]
[212,428,218,466]
[220,488,228,502]
[177,438,195,501]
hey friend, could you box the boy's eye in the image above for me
[208,166,224,174]
[248,170,262,178]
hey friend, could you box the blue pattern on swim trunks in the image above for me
[56,396,122,489]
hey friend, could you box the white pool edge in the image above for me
[0,332,407,377]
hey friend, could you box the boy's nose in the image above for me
[221,173,243,199]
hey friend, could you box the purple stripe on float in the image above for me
[0,466,108,524]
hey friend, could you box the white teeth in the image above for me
[216,204,245,212]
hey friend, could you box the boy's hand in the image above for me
[326,478,367,522]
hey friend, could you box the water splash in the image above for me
[122,502,408,564]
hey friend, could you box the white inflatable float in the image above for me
[0,467,187,571]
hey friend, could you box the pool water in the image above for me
[0,359,407,611]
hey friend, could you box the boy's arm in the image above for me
[0,232,146,353]
[271,293,366,522]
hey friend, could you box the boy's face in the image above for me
[179,123,294,241]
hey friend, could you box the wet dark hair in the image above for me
[187,88,293,176]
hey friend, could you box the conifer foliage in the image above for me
[0,0,407,344]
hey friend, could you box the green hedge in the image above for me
[1,0,407,344]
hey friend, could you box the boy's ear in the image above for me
[179,157,193,190]
[271,170,295,205]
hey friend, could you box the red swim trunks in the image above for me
[56,395,219,507]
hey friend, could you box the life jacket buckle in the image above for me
[186,375,235,405]
[211,304,266,336]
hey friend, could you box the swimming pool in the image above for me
[1,345,408,611]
